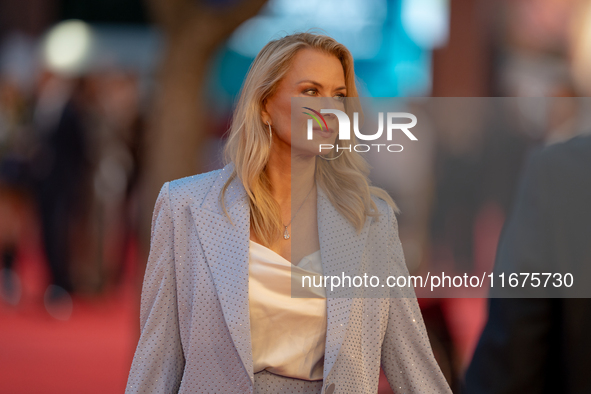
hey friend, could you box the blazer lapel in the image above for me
[317,186,372,381]
[189,162,372,385]
[189,162,254,385]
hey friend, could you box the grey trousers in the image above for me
[253,370,324,394]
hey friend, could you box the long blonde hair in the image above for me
[221,31,399,246]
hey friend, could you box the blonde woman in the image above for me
[125,32,452,394]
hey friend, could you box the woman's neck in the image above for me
[265,149,316,205]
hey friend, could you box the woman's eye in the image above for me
[304,89,345,101]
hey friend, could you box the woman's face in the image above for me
[261,48,347,158]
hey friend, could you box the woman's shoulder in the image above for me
[369,193,400,233]
[167,166,226,208]
[169,167,222,188]
[370,194,395,218]
[371,195,389,212]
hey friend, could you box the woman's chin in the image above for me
[289,145,326,159]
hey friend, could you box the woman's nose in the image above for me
[317,96,341,110]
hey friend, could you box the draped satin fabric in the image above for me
[248,240,327,381]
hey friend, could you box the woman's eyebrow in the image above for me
[297,79,347,91]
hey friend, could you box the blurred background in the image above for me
[1,0,590,392]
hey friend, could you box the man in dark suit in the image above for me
[463,133,591,393]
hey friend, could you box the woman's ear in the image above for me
[261,98,271,126]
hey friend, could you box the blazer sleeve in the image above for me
[125,181,185,393]
[380,204,452,393]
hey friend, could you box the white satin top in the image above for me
[248,239,327,381]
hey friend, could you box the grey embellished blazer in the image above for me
[125,162,452,394]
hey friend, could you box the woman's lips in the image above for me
[312,127,334,138]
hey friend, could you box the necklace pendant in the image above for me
[283,226,290,240]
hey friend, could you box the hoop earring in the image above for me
[266,121,272,144]
[317,143,344,160]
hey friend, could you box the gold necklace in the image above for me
[282,183,315,240]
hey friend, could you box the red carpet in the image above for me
[0,234,138,394]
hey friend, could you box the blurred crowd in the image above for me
[0,62,145,316]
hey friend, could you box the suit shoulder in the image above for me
[531,134,591,182]
[534,134,590,161]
